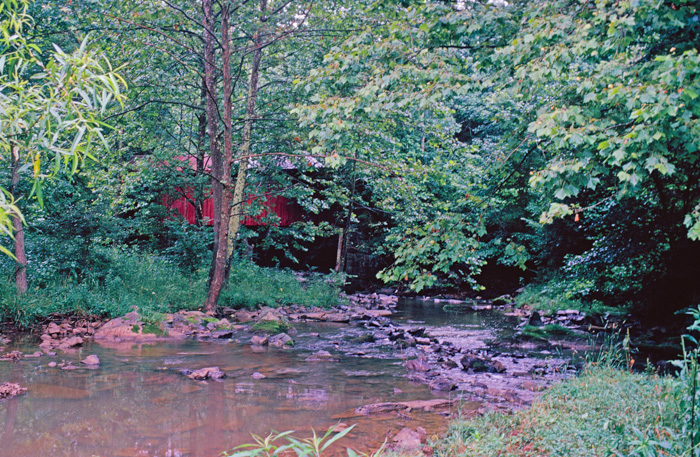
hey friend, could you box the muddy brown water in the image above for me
[0,299,579,457]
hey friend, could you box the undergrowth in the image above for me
[515,278,628,317]
[0,252,344,329]
[432,309,700,457]
[0,252,205,329]
[220,260,344,310]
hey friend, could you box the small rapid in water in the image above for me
[0,299,587,457]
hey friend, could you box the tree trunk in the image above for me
[194,76,208,227]
[202,0,224,313]
[226,0,266,260]
[338,160,357,273]
[10,145,27,294]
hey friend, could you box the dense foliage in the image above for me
[0,0,697,322]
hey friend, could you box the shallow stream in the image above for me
[0,299,581,457]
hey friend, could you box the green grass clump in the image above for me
[141,323,167,335]
[432,364,685,456]
[515,279,627,316]
[520,324,576,341]
[251,319,290,335]
[219,261,344,309]
[0,250,205,329]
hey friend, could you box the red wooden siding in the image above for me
[164,155,305,227]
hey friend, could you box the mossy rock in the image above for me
[252,320,290,335]
[142,323,168,336]
[352,334,377,344]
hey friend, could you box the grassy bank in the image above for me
[432,363,692,457]
[0,251,343,329]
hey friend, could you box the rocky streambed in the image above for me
[0,294,603,455]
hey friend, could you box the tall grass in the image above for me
[432,364,685,456]
[0,251,206,329]
[0,251,344,329]
[220,261,345,310]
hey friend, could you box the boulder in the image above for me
[0,382,27,399]
[392,428,423,450]
[429,378,456,391]
[305,350,338,362]
[58,336,84,350]
[250,335,269,346]
[81,355,100,366]
[186,367,226,380]
[460,354,494,373]
[47,322,61,336]
[251,372,266,379]
[526,311,544,327]
[211,330,233,339]
[269,333,293,348]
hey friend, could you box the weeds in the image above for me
[220,261,344,310]
[433,363,685,456]
[0,250,344,330]
[222,424,386,457]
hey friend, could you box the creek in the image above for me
[0,299,587,457]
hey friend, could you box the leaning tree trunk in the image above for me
[10,145,27,294]
[226,5,265,260]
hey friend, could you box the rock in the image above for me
[47,361,57,368]
[211,330,233,339]
[47,322,61,336]
[406,356,430,372]
[250,335,269,346]
[251,372,266,379]
[393,388,403,395]
[72,327,88,335]
[186,367,226,380]
[257,310,281,322]
[40,334,53,342]
[39,339,56,349]
[269,333,293,348]
[491,360,506,373]
[492,294,513,306]
[441,359,458,369]
[234,309,257,323]
[305,350,338,362]
[407,327,426,337]
[526,311,544,327]
[429,378,456,391]
[216,318,231,328]
[460,354,494,373]
[24,351,43,358]
[0,382,27,399]
[392,428,423,450]
[81,355,100,366]
[58,336,84,350]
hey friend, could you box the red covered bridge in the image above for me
[164,155,306,227]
